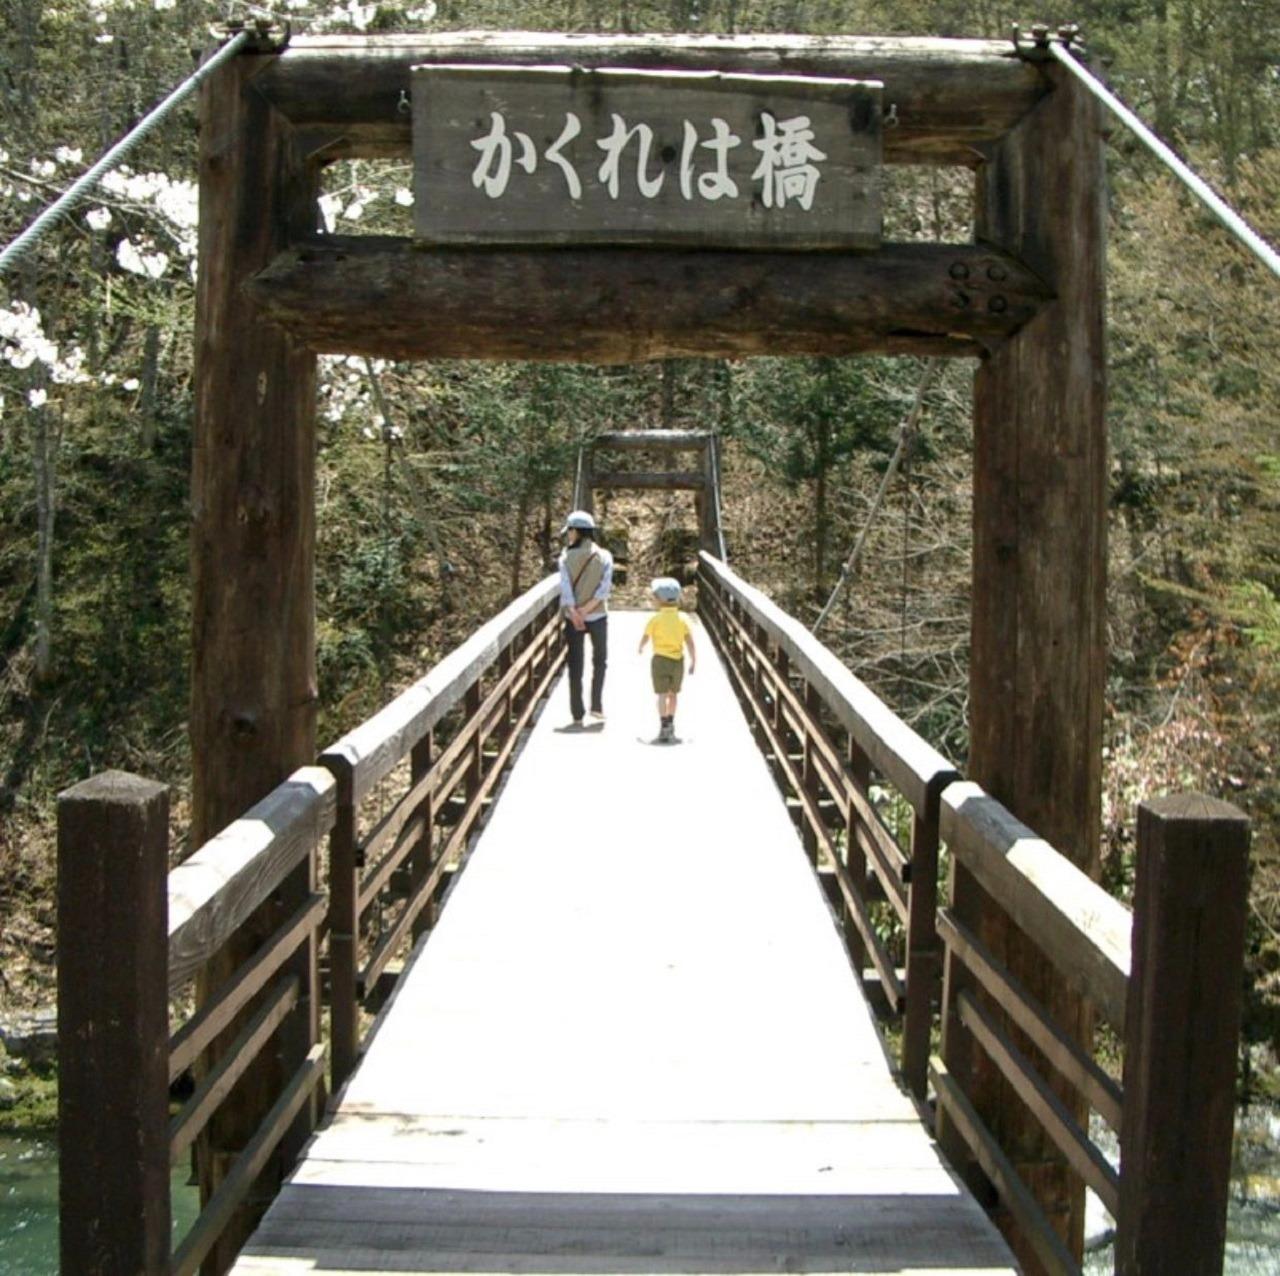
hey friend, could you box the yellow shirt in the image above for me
[645,607,691,660]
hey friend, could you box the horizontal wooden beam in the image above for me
[592,470,705,490]
[593,431,710,451]
[254,33,1047,167]
[249,238,1049,364]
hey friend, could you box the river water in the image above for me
[0,1135,198,1275]
[4,1116,1279,1273]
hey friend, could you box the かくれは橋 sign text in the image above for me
[410,64,883,249]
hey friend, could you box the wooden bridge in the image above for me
[58,555,1249,1276]
[49,26,1253,1276]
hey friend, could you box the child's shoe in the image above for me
[659,721,674,743]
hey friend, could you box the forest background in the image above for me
[1,0,1278,1110]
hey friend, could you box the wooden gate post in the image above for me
[191,40,319,1271]
[58,771,171,1276]
[1116,795,1250,1275]
[944,55,1108,1269]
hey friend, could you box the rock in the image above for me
[0,1009,58,1069]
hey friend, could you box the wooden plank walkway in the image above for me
[232,611,1018,1275]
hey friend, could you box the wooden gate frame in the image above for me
[192,30,1104,1274]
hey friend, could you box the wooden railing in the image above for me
[698,551,1251,1276]
[699,552,957,1100]
[58,766,334,1276]
[322,575,563,1088]
[56,575,564,1275]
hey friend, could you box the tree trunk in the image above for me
[32,397,56,684]
[139,326,161,450]
[511,488,530,599]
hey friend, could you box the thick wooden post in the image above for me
[326,758,360,1092]
[1116,794,1250,1276]
[409,731,436,941]
[191,43,320,1271]
[953,57,1108,1268]
[58,771,170,1276]
[901,800,941,1102]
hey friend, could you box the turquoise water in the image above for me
[0,1135,198,1276]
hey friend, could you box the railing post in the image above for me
[842,737,871,976]
[801,682,822,867]
[901,794,943,1102]
[409,730,436,942]
[58,771,171,1276]
[1116,794,1250,1276]
[325,755,360,1092]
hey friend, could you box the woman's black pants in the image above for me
[564,617,607,720]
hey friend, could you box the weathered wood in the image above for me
[170,893,327,1084]
[1115,794,1250,1276]
[957,990,1119,1216]
[902,806,941,1102]
[192,49,321,1271]
[327,758,360,1093]
[930,1060,1078,1276]
[172,1044,326,1276]
[171,977,301,1163]
[248,238,1051,364]
[958,59,1108,1268]
[413,65,882,249]
[940,782,1130,1031]
[168,767,335,990]
[593,430,710,450]
[58,771,171,1276]
[592,469,707,490]
[321,578,558,805]
[231,615,1015,1275]
[254,32,1048,167]
[937,907,1123,1132]
[700,553,958,814]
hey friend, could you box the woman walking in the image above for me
[558,510,613,726]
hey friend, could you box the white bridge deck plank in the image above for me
[232,611,1017,1275]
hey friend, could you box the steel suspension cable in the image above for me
[0,30,251,277]
[1048,39,1280,283]
[812,359,941,636]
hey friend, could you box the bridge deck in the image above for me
[232,611,1017,1275]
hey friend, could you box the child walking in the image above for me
[638,577,697,743]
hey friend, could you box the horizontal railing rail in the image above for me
[698,551,957,1100]
[58,766,335,1276]
[321,574,564,1088]
[697,553,1251,1276]
[57,577,567,1275]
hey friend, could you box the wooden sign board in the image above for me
[411,64,882,249]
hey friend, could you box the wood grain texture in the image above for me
[700,553,958,812]
[230,613,1014,1276]
[940,781,1130,1031]
[57,772,171,1276]
[1116,795,1250,1275]
[254,31,1048,167]
[320,580,558,805]
[168,767,335,990]
[955,62,1108,1265]
[412,65,882,248]
[249,238,1049,364]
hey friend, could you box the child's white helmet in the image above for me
[651,577,682,603]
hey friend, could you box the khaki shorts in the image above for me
[651,655,684,693]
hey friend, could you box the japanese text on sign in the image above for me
[469,110,829,210]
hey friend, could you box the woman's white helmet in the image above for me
[651,576,682,603]
[560,509,596,533]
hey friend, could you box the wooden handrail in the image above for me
[698,556,949,1099]
[698,552,957,812]
[940,780,1131,1031]
[321,575,559,806]
[167,766,336,990]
